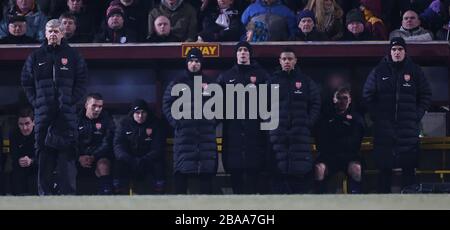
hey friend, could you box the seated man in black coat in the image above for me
[290,10,328,41]
[10,107,38,195]
[114,99,165,194]
[0,15,38,44]
[77,93,115,195]
[93,4,137,43]
[315,87,365,194]
[147,15,178,42]
[197,0,242,42]
[59,12,91,43]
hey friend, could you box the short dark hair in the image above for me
[18,106,34,121]
[59,12,77,25]
[280,47,296,55]
[85,93,103,103]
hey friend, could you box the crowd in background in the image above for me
[1,0,450,45]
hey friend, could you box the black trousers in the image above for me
[115,158,165,194]
[173,173,213,194]
[377,152,417,193]
[271,172,314,194]
[12,166,38,195]
[38,146,76,195]
[378,166,416,193]
[229,169,260,194]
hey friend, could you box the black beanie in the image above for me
[130,99,149,113]
[186,48,203,64]
[235,41,253,57]
[346,9,365,26]
[8,15,26,24]
[390,37,407,51]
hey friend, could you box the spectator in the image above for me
[306,0,344,40]
[290,9,328,41]
[363,37,432,193]
[241,0,296,41]
[163,48,218,194]
[360,0,388,40]
[389,10,434,41]
[64,0,95,42]
[77,93,115,195]
[114,99,165,194]
[10,107,38,195]
[0,15,38,44]
[148,0,198,42]
[217,41,270,194]
[147,15,178,42]
[267,48,321,194]
[420,0,447,34]
[59,12,90,43]
[315,87,364,194]
[109,0,148,41]
[0,0,48,42]
[94,4,137,43]
[197,0,242,42]
[21,19,88,195]
[435,0,450,40]
[342,8,372,41]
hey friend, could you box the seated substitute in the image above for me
[10,107,38,195]
[315,87,364,194]
[77,93,115,195]
[114,99,165,194]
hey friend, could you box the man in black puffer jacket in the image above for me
[21,19,88,195]
[217,41,269,194]
[267,48,321,194]
[77,93,115,195]
[163,48,218,194]
[114,99,165,194]
[363,37,432,193]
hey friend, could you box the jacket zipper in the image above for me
[392,68,399,122]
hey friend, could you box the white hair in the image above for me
[45,19,64,32]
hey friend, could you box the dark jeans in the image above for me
[173,173,213,194]
[38,146,76,195]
